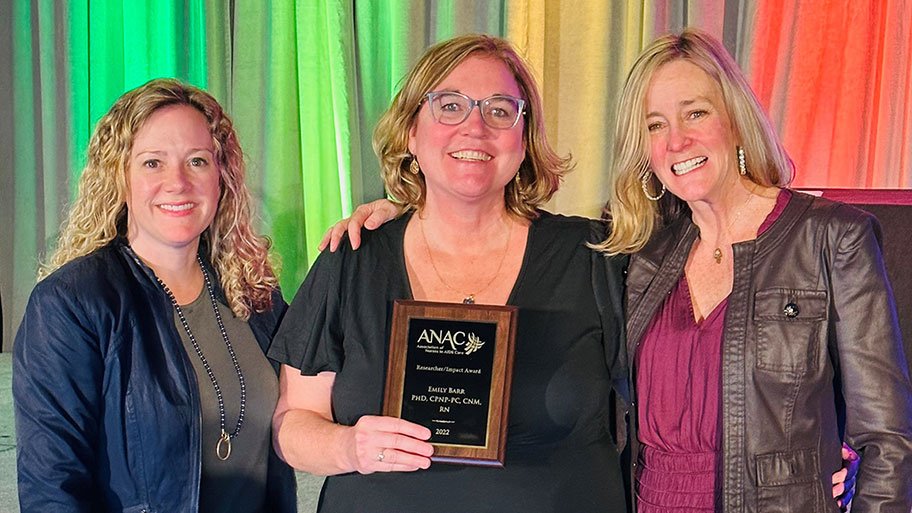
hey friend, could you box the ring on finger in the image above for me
[377,449,386,462]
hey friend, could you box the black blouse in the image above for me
[270,211,628,513]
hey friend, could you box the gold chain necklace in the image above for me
[712,185,757,264]
[418,216,513,304]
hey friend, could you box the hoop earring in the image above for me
[737,146,747,176]
[641,171,666,201]
[409,156,420,175]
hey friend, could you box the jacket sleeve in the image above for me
[13,278,105,512]
[829,209,912,511]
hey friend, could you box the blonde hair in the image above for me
[601,28,793,254]
[42,78,277,319]
[373,34,571,219]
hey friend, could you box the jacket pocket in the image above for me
[755,449,831,512]
[753,288,827,375]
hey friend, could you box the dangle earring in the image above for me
[737,146,747,176]
[641,171,666,201]
[511,171,528,202]
[409,156,421,175]
[514,171,524,200]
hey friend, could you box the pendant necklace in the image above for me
[712,186,757,264]
[156,255,246,461]
[419,216,512,304]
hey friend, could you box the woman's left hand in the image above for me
[832,442,859,510]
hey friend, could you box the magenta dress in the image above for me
[634,190,790,512]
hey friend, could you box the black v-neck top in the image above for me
[270,211,627,513]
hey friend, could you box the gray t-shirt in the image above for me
[175,289,278,513]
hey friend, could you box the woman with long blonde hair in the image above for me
[14,78,296,512]
[604,28,910,512]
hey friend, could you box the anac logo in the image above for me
[415,329,485,355]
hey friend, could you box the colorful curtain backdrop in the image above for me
[1,0,910,349]
[746,0,912,187]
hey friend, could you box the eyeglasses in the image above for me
[422,91,526,129]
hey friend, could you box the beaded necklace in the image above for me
[144,252,246,461]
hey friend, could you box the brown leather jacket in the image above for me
[623,191,912,512]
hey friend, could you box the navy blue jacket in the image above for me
[13,241,297,512]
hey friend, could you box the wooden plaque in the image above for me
[383,300,517,467]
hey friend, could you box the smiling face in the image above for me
[407,54,526,208]
[126,104,220,260]
[646,59,740,205]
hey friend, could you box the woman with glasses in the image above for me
[268,34,628,512]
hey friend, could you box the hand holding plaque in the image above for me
[383,300,517,467]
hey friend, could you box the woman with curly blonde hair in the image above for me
[41,78,277,318]
[14,78,297,512]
